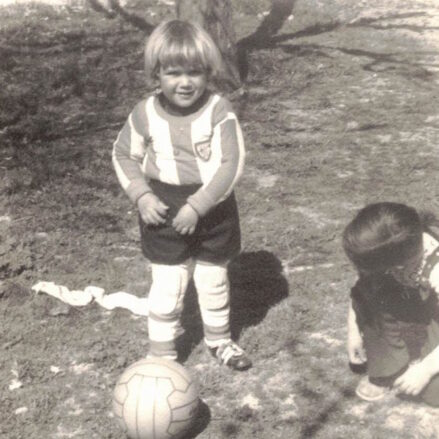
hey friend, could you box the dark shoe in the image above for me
[210,341,252,371]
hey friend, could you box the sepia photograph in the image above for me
[1,0,439,437]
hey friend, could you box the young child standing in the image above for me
[343,202,439,405]
[112,20,251,371]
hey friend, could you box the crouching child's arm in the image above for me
[347,298,367,365]
[394,242,439,396]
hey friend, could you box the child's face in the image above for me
[387,245,424,287]
[158,64,208,109]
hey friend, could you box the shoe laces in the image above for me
[217,341,245,365]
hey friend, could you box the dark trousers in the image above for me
[352,275,439,406]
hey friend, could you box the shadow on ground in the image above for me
[184,399,211,439]
[228,250,289,339]
[239,8,436,83]
[178,250,289,359]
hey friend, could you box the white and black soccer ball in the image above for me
[113,357,199,439]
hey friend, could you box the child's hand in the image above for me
[137,192,168,226]
[172,204,199,235]
[347,324,366,365]
[393,361,432,396]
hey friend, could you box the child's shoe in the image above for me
[355,376,390,401]
[210,341,252,371]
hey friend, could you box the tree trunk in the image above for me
[177,0,241,91]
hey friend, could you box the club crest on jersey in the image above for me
[194,140,211,161]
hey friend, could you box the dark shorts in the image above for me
[139,180,241,265]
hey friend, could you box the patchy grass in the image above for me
[2,0,439,438]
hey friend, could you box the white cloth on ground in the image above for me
[31,281,149,316]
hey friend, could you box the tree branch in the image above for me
[87,0,155,34]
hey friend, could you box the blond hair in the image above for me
[144,20,223,79]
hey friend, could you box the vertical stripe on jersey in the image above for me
[168,120,201,183]
[146,98,180,185]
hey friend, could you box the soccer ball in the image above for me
[113,357,199,439]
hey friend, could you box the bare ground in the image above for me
[2,0,439,438]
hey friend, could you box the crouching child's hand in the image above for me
[347,324,366,366]
[394,360,433,396]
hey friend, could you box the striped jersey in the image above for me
[112,92,245,216]
[399,232,439,297]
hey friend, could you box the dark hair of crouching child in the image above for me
[342,202,439,406]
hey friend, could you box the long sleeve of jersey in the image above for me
[112,100,152,204]
[112,94,245,215]
[186,97,245,216]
